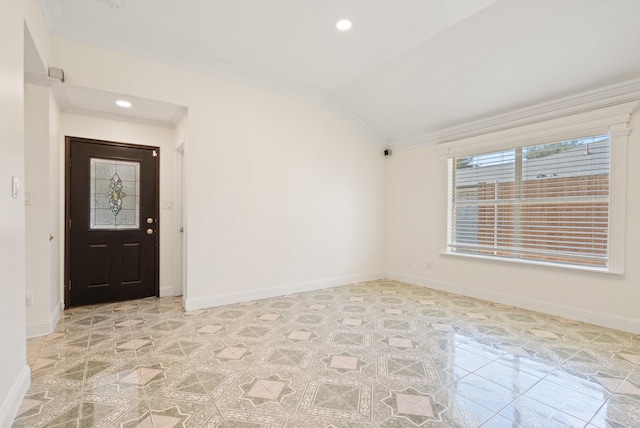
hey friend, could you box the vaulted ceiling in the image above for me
[37,0,640,146]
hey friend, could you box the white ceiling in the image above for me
[60,85,187,127]
[37,0,640,145]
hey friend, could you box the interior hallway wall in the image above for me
[49,89,62,327]
[25,83,63,337]
[173,115,188,299]
[0,0,53,424]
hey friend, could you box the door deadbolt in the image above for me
[147,217,154,224]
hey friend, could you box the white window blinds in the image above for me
[448,135,610,268]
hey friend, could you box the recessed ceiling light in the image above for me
[116,100,132,108]
[336,19,352,31]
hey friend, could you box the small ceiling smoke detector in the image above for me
[116,100,132,108]
[108,0,122,8]
[336,19,352,31]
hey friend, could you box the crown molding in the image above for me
[323,95,388,148]
[50,27,329,104]
[50,33,387,146]
[39,0,385,148]
[434,102,639,161]
[38,0,63,32]
[391,77,640,152]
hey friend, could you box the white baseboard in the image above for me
[0,365,30,427]
[386,271,640,334]
[26,300,64,339]
[26,320,52,339]
[160,285,181,297]
[50,300,63,331]
[184,272,385,311]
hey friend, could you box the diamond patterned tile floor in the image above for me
[14,279,640,427]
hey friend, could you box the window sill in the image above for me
[440,251,623,275]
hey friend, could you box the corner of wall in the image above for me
[184,272,385,311]
[385,271,640,334]
[160,285,182,297]
[50,299,63,332]
[0,365,30,428]
[26,299,63,338]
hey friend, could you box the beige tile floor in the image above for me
[12,279,640,427]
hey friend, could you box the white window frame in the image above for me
[436,102,634,274]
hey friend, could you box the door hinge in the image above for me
[68,280,72,290]
[69,218,72,229]
[153,150,158,157]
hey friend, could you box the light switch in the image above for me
[12,176,19,199]
[25,191,32,205]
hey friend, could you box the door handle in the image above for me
[146,228,154,235]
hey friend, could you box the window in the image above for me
[447,135,612,269]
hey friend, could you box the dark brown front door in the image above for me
[66,137,159,307]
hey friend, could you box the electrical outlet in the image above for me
[25,292,33,306]
[427,261,433,270]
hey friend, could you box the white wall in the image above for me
[386,110,640,334]
[23,0,51,70]
[0,0,52,424]
[60,113,178,296]
[184,95,386,309]
[49,91,61,321]
[173,115,188,298]
[53,38,387,309]
[25,83,62,337]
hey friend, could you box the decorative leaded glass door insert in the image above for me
[90,158,140,229]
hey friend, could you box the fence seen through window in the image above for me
[448,135,610,268]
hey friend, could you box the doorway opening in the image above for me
[65,136,160,307]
